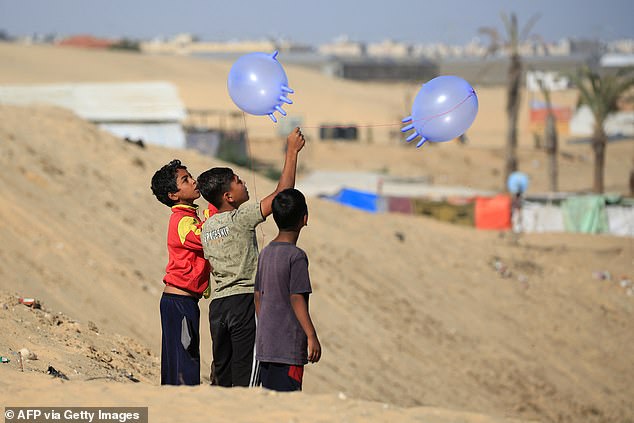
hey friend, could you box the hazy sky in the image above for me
[1,0,632,45]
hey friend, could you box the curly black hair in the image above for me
[197,167,234,209]
[151,159,186,207]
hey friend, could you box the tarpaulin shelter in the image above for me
[412,198,474,227]
[325,188,379,213]
[562,195,610,234]
[474,195,512,230]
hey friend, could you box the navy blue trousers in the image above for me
[160,293,200,385]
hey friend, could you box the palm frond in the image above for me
[500,12,512,37]
[478,27,502,56]
[519,13,541,41]
[570,66,634,123]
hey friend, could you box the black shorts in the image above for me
[259,362,304,392]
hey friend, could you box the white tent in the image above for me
[0,81,186,148]
[569,105,634,137]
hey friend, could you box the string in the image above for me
[302,121,403,129]
[415,91,476,125]
[299,91,476,130]
[236,90,475,246]
[241,111,267,246]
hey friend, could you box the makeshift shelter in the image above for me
[0,82,186,148]
[562,195,610,234]
[412,198,474,227]
[474,195,512,230]
[606,206,634,237]
[518,202,565,233]
[297,172,633,237]
[386,196,414,215]
[324,188,379,213]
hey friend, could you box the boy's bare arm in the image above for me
[290,294,321,363]
[260,127,305,218]
[254,291,261,317]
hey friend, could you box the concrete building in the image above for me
[323,57,438,82]
[318,36,366,57]
[367,39,411,58]
[141,33,312,56]
[439,54,593,86]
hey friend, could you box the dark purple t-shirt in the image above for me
[255,242,312,365]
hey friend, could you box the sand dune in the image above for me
[0,43,633,422]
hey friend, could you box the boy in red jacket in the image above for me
[151,159,211,385]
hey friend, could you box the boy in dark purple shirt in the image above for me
[254,188,321,391]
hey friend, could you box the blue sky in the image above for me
[0,0,632,44]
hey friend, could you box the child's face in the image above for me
[227,174,249,206]
[170,168,200,205]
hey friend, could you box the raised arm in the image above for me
[260,127,305,218]
[290,294,321,363]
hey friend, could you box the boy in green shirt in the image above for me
[197,127,305,387]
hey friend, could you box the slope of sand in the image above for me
[0,43,633,422]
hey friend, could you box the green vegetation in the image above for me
[109,39,141,52]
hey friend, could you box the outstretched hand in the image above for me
[287,127,306,154]
[260,127,305,218]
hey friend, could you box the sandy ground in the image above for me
[0,42,633,423]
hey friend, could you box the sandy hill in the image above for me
[0,43,633,423]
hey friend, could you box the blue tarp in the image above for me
[325,188,379,213]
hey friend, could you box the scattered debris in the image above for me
[16,350,23,371]
[591,272,633,297]
[492,257,512,279]
[88,321,99,333]
[122,371,140,383]
[619,276,633,297]
[47,365,69,380]
[592,270,612,281]
[124,137,145,149]
[19,348,37,360]
[18,297,41,309]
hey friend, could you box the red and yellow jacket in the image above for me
[163,204,211,297]
[204,203,218,220]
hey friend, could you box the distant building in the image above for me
[439,54,593,86]
[607,38,634,54]
[142,37,276,55]
[570,105,634,137]
[366,39,411,59]
[318,36,366,57]
[323,57,438,82]
[0,82,186,148]
[140,33,312,56]
[600,53,634,68]
[57,35,115,49]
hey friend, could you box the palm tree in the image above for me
[569,67,634,193]
[479,13,540,189]
[538,78,558,192]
